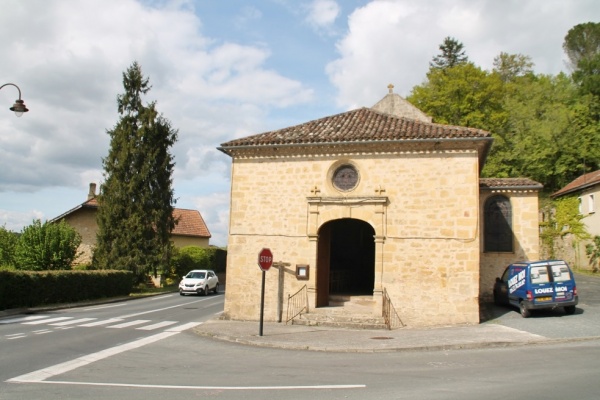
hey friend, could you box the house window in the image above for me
[484,195,513,252]
[590,194,595,214]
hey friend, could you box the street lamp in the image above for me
[0,83,29,117]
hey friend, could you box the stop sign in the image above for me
[258,248,273,271]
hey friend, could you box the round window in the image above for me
[332,164,359,191]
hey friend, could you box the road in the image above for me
[2,274,600,399]
[0,292,224,388]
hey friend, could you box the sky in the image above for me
[0,0,598,246]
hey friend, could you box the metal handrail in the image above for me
[382,287,405,329]
[285,284,308,325]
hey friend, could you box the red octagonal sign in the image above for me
[258,248,273,271]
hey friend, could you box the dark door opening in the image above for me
[317,218,375,300]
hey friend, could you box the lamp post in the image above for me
[0,83,29,117]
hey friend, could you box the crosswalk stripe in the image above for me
[1,315,202,335]
[23,317,72,325]
[136,321,178,331]
[0,315,48,324]
[166,322,202,332]
[50,318,97,326]
[79,318,123,327]
[107,320,151,329]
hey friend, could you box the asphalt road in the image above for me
[1,273,600,399]
[0,292,224,385]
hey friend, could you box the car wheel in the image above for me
[203,286,209,296]
[564,305,576,315]
[493,290,502,306]
[519,301,530,318]
[179,291,185,296]
[214,283,219,294]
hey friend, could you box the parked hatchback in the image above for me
[493,260,578,318]
[179,270,219,296]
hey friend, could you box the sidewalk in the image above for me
[193,318,571,353]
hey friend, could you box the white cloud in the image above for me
[327,0,600,109]
[305,0,341,31]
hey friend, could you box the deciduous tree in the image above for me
[14,219,81,270]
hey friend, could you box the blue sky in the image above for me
[0,0,598,246]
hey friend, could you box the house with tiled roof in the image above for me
[51,183,211,265]
[218,85,542,328]
[551,170,600,265]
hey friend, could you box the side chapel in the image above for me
[218,85,542,327]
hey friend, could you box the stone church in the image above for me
[218,85,542,328]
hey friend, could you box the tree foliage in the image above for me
[94,62,178,282]
[586,236,600,272]
[563,22,600,70]
[409,38,600,193]
[13,219,81,270]
[408,62,506,132]
[493,52,534,83]
[540,196,589,259]
[0,225,18,267]
[430,37,468,70]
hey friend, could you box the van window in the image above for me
[551,265,572,282]
[530,266,550,284]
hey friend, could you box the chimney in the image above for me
[88,183,97,200]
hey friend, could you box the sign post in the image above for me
[258,248,273,336]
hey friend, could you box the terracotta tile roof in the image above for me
[172,208,211,238]
[219,107,492,150]
[52,198,210,238]
[479,178,543,190]
[552,170,600,198]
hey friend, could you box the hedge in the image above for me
[0,270,134,310]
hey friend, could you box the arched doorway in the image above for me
[316,218,375,307]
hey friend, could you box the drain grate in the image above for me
[370,336,393,340]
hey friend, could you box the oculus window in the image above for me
[332,164,359,192]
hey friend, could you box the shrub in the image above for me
[169,246,226,278]
[0,269,134,310]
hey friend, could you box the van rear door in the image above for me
[549,262,576,303]
[529,264,554,305]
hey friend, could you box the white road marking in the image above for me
[116,297,215,319]
[79,318,123,327]
[50,318,97,326]
[136,321,178,331]
[0,315,48,324]
[23,317,72,325]
[6,334,26,340]
[7,331,178,383]
[23,381,367,390]
[83,303,126,311]
[166,322,203,332]
[34,330,52,335]
[107,320,151,329]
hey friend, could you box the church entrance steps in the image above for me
[292,295,388,330]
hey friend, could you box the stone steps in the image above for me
[292,295,388,330]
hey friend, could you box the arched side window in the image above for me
[484,195,513,252]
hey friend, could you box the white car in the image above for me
[179,269,219,296]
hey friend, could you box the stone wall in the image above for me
[479,191,540,301]
[223,150,483,327]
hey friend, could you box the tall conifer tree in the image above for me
[95,62,177,281]
[430,37,469,70]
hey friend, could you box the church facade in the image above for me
[218,86,542,327]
